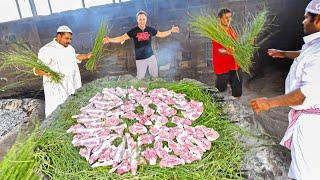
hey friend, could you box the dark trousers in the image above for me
[215,70,242,97]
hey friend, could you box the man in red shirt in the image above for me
[212,8,242,98]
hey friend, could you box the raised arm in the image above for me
[267,49,301,60]
[76,53,93,61]
[103,34,130,44]
[250,89,305,113]
[156,25,180,38]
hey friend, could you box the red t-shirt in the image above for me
[212,27,239,75]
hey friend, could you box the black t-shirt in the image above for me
[127,26,158,60]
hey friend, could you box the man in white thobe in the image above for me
[250,1,320,179]
[36,26,92,117]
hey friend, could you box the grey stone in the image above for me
[219,94,291,180]
[2,99,23,110]
[0,98,44,161]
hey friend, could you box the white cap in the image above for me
[56,25,72,33]
[306,0,320,14]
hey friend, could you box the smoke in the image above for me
[155,41,182,76]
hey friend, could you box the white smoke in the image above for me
[155,41,182,73]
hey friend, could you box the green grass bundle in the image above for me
[241,10,270,46]
[85,22,108,72]
[0,44,63,83]
[190,9,269,74]
[0,124,40,180]
[0,78,246,179]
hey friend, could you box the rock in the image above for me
[159,63,171,71]
[219,93,291,180]
[0,98,45,161]
[0,77,8,82]
[1,99,23,110]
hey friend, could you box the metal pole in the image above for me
[82,0,86,8]
[15,0,22,18]
[29,0,38,16]
[47,0,53,14]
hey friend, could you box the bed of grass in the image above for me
[0,77,245,179]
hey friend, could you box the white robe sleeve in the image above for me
[38,47,53,66]
[300,55,320,107]
[75,53,82,63]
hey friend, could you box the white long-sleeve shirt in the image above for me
[38,39,82,117]
[286,31,320,110]
[285,31,320,179]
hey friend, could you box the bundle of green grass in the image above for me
[190,9,270,74]
[85,22,108,72]
[0,43,63,83]
[0,43,62,93]
[0,77,245,179]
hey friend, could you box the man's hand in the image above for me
[218,48,227,54]
[218,47,235,55]
[171,25,180,33]
[33,68,50,77]
[103,36,110,44]
[86,52,93,59]
[76,53,94,61]
[250,97,272,113]
[226,47,235,55]
[267,49,285,58]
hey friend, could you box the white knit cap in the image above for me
[56,25,72,33]
[306,0,320,14]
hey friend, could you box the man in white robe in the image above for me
[36,25,92,117]
[250,1,320,179]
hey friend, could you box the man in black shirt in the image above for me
[103,10,179,79]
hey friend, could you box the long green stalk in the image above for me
[0,123,40,180]
[85,22,108,72]
[0,44,63,83]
